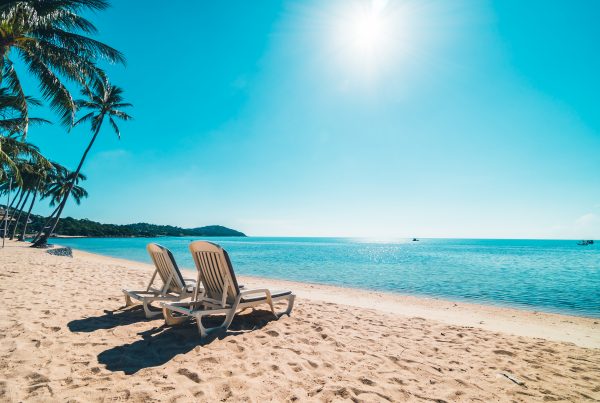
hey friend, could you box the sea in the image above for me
[54,237,600,318]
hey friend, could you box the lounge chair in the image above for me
[161,241,295,338]
[123,243,196,318]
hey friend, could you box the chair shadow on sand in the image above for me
[67,306,156,333]
[97,309,278,374]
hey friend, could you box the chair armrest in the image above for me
[240,288,271,298]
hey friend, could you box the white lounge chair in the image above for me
[123,243,196,318]
[161,241,295,338]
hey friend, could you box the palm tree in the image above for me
[0,134,47,188]
[0,0,125,131]
[0,87,49,135]
[1,87,50,186]
[30,163,87,242]
[44,168,88,208]
[32,77,130,247]
[0,138,51,240]
[18,158,53,240]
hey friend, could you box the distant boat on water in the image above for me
[577,240,594,246]
[412,238,419,242]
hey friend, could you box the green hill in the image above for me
[4,209,246,237]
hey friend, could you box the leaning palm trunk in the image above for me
[19,190,37,241]
[6,188,23,215]
[31,204,61,243]
[10,190,30,239]
[32,126,101,247]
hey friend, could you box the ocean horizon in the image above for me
[54,236,600,318]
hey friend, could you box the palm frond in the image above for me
[108,116,119,138]
[16,47,75,126]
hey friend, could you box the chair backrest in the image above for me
[188,241,241,305]
[146,243,186,293]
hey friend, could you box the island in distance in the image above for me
[23,213,246,238]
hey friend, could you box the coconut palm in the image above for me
[0,133,47,186]
[1,88,50,199]
[17,157,53,240]
[0,0,125,131]
[30,164,87,243]
[0,87,49,135]
[33,78,130,247]
[9,157,52,239]
[1,142,51,239]
[44,167,88,207]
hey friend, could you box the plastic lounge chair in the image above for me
[122,243,196,318]
[161,241,295,338]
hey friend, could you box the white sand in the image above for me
[1,239,599,402]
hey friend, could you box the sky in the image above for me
[20,0,600,238]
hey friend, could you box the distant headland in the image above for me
[21,212,246,238]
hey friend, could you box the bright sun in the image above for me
[331,0,396,74]
[352,13,383,52]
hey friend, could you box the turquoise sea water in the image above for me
[55,237,600,318]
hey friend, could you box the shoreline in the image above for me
[53,240,600,321]
[68,244,600,349]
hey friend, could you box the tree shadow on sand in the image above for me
[97,309,278,374]
[67,306,154,332]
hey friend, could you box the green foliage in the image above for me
[0,0,125,128]
[18,210,246,237]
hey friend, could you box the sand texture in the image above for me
[0,240,599,402]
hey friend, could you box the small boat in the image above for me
[412,238,419,242]
[577,240,594,246]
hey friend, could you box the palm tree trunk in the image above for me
[31,204,61,243]
[19,189,37,241]
[2,178,12,248]
[7,188,23,213]
[6,188,25,235]
[33,123,102,247]
[10,190,30,239]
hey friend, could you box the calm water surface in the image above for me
[55,237,600,317]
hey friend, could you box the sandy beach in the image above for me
[0,240,599,402]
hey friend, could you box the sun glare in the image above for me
[330,0,400,78]
[352,13,383,52]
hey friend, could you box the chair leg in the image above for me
[194,308,237,339]
[163,306,188,326]
[195,315,208,338]
[281,295,295,317]
[265,296,277,319]
[124,293,134,307]
[142,300,163,319]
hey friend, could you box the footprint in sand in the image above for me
[265,330,279,337]
[359,377,376,386]
[306,360,319,369]
[287,362,302,373]
[493,350,515,357]
[26,372,52,396]
[177,368,201,383]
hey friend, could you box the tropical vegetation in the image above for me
[0,0,131,246]
[0,209,246,238]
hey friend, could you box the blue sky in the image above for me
[22,0,600,238]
